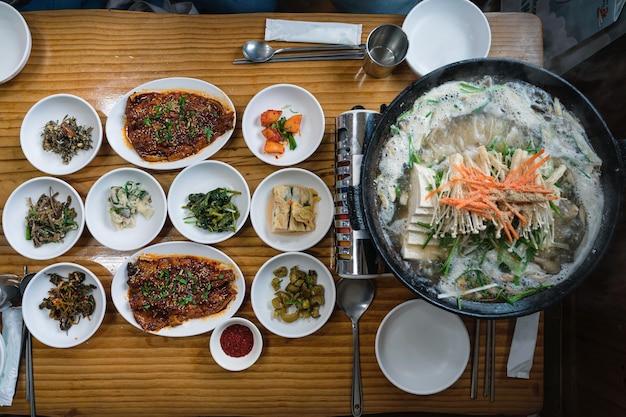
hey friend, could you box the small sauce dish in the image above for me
[210,317,263,371]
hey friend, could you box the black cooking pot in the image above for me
[361,58,624,319]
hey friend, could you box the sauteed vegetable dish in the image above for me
[25,188,79,247]
[39,270,97,332]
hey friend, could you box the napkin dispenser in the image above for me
[333,108,391,279]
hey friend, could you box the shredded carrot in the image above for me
[426,149,557,243]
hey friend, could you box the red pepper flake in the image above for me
[220,323,254,358]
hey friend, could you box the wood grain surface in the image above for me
[0,10,544,417]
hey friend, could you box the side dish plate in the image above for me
[2,177,85,260]
[168,160,250,244]
[111,241,246,337]
[251,252,336,338]
[23,263,106,348]
[105,77,236,170]
[85,167,167,251]
[250,168,333,252]
[21,94,103,175]
[242,83,325,166]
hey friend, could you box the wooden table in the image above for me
[0,10,544,417]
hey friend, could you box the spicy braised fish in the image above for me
[126,254,237,332]
[124,91,234,162]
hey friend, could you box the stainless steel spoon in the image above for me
[336,278,375,417]
[20,271,36,417]
[242,40,364,63]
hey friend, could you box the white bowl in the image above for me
[251,252,336,338]
[250,168,333,252]
[3,177,85,260]
[22,262,106,348]
[209,317,263,371]
[402,0,491,76]
[242,84,325,166]
[375,299,470,395]
[0,3,31,84]
[85,167,167,251]
[21,94,103,175]
[168,161,250,244]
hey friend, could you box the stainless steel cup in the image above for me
[363,24,409,78]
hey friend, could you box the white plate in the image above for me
[0,2,31,84]
[168,161,250,244]
[105,77,236,170]
[22,263,106,348]
[242,84,325,166]
[251,252,336,338]
[2,177,85,260]
[21,94,103,175]
[111,241,245,337]
[402,0,491,76]
[250,168,332,252]
[85,167,167,251]
[375,299,470,395]
[209,317,263,371]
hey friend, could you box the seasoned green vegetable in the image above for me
[271,265,325,322]
[182,187,241,232]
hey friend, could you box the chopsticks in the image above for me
[470,319,480,399]
[233,51,365,64]
[470,319,496,402]
[484,320,496,402]
[22,266,36,417]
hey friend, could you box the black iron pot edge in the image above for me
[361,57,625,319]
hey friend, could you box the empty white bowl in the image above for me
[21,94,103,175]
[375,299,470,395]
[402,0,491,76]
[0,2,31,84]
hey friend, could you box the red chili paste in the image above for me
[220,324,254,358]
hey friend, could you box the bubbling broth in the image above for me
[375,77,603,303]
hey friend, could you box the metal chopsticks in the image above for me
[470,319,480,399]
[470,318,495,402]
[483,319,496,402]
[22,266,36,417]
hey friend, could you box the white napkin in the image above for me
[0,307,22,406]
[265,19,362,46]
[506,311,540,379]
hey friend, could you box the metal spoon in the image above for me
[336,278,375,417]
[242,40,364,63]
[20,271,36,417]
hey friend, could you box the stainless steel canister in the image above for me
[333,109,391,279]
